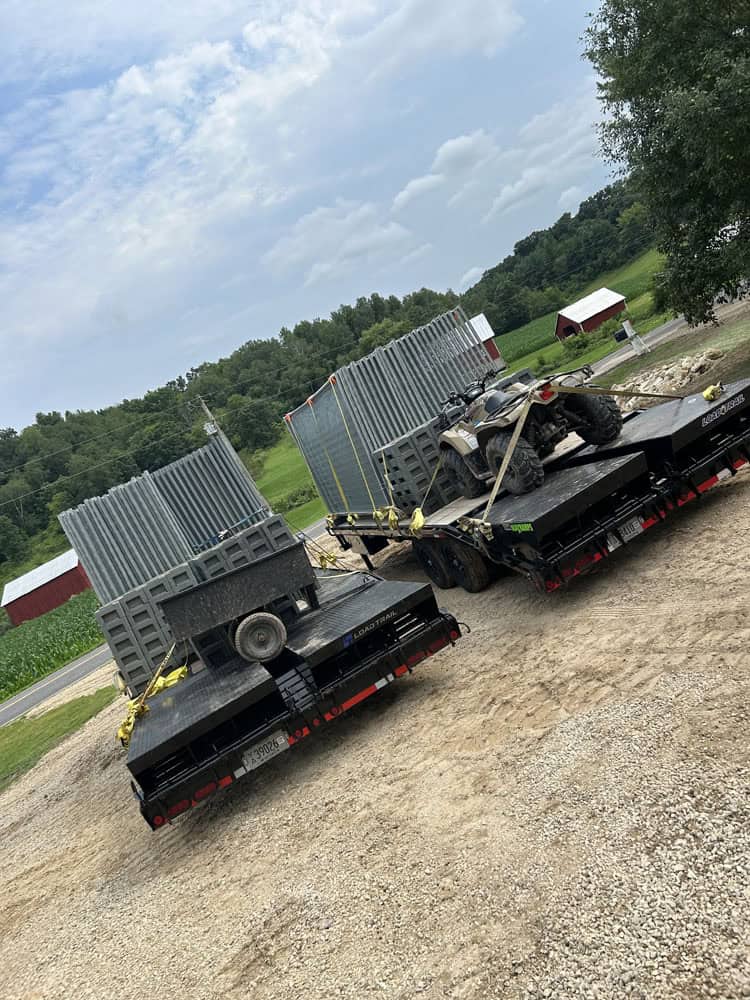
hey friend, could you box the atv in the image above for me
[437,366,623,498]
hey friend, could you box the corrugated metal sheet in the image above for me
[59,432,270,603]
[286,307,504,513]
[1,549,79,606]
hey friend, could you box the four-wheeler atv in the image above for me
[438,367,623,498]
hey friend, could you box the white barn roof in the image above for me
[558,287,625,326]
[1,549,79,607]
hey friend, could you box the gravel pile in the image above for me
[1,475,749,1000]
[612,350,724,409]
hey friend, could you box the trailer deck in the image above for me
[127,571,460,828]
[329,380,750,591]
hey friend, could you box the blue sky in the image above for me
[0,0,611,431]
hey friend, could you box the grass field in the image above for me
[497,249,666,368]
[0,591,103,701]
[0,687,116,792]
[252,435,327,529]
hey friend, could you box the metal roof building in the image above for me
[555,287,626,341]
[1,550,91,627]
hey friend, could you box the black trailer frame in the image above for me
[328,380,750,593]
[127,571,460,829]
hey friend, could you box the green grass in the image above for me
[0,590,103,702]
[496,248,666,365]
[250,435,326,529]
[0,687,117,792]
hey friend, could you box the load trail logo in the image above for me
[351,610,399,642]
[701,394,745,428]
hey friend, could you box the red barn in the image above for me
[555,287,626,341]
[1,550,91,627]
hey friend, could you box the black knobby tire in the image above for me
[483,431,544,495]
[443,539,492,593]
[441,447,486,499]
[412,539,456,590]
[567,393,623,445]
[234,612,288,662]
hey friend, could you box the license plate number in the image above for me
[619,517,644,543]
[242,731,289,772]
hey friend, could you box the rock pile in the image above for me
[612,349,724,410]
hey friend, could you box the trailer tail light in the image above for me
[153,815,165,828]
[193,781,217,802]
[167,799,190,819]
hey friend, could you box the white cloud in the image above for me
[559,185,584,214]
[264,200,415,286]
[459,266,484,290]
[393,129,497,212]
[393,173,446,211]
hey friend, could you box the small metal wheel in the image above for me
[233,612,288,663]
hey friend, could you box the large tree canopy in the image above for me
[585,0,750,322]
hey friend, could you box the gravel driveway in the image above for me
[1,475,749,1000]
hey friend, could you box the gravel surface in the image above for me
[1,475,750,1000]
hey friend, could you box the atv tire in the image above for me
[443,539,492,593]
[441,447,486,499]
[566,393,623,445]
[484,432,544,495]
[412,539,456,590]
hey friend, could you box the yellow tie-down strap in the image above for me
[117,664,188,749]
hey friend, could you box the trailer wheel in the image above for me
[566,393,623,444]
[443,539,492,593]
[233,612,288,663]
[412,539,456,590]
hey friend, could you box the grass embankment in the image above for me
[251,435,327,530]
[497,249,670,374]
[0,687,116,793]
[0,591,103,701]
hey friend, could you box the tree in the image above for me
[0,514,28,565]
[585,1,750,322]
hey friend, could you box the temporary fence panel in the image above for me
[286,307,504,514]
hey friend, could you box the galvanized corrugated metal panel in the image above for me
[58,432,269,603]
[286,307,504,513]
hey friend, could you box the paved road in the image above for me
[0,643,113,728]
[591,316,687,378]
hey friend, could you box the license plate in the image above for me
[619,517,644,543]
[242,731,289,772]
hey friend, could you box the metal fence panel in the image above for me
[286,307,503,513]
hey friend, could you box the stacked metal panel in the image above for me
[374,413,463,516]
[59,474,194,604]
[59,433,269,603]
[286,308,503,514]
[152,433,269,551]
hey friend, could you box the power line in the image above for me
[1,232,659,481]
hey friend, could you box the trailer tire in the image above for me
[566,393,623,444]
[412,539,456,590]
[443,539,492,593]
[484,432,544,495]
[441,447,486,499]
[233,612,287,663]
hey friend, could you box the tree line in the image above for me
[0,178,653,567]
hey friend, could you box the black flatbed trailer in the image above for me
[127,569,460,829]
[329,379,750,593]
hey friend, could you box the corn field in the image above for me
[0,591,103,701]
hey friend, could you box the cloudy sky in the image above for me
[0,0,611,431]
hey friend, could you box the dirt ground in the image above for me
[2,475,750,1000]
